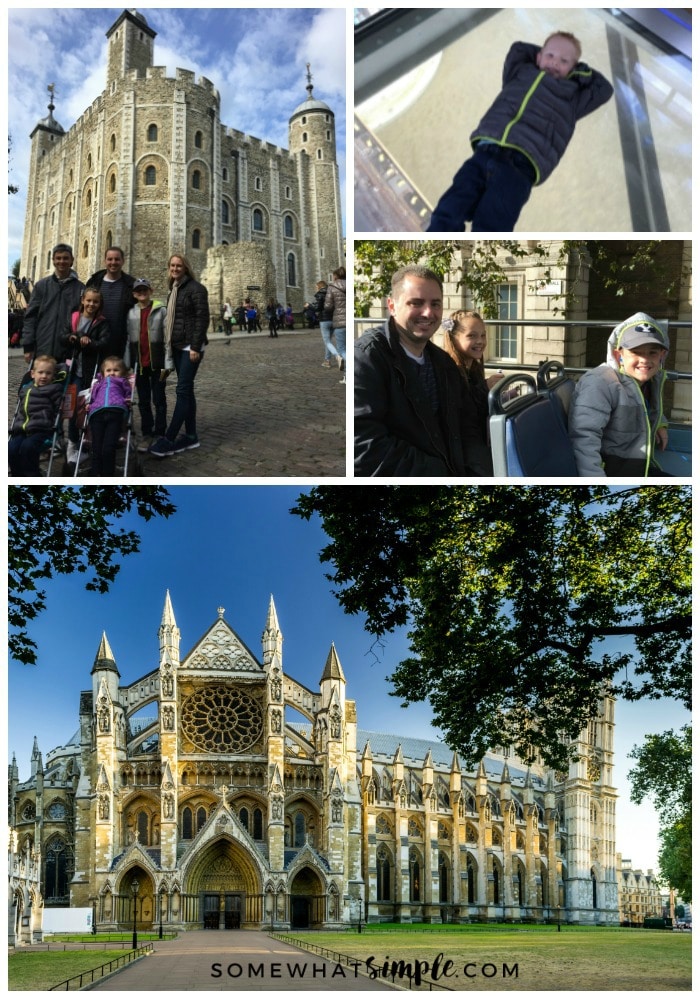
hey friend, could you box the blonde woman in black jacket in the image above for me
[149,254,210,458]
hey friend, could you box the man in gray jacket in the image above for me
[21,244,84,362]
[568,312,669,477]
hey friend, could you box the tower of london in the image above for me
[20,9,344,309]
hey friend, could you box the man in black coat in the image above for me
[354,265,492,476]
[21,244,84,362]
[87,246,135,357]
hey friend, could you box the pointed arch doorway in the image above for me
[289,866,324,928]
[186,837,262,929]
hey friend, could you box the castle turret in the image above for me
[106,9,156,85]
[288,64,343,281]
[91,632,120,702]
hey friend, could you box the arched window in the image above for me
[192,170,201,190]
[182,807,193,839]
[253,808,263,840]
[409,848,421,902]
[194,130,203,148]
[284,215,294,239]
[197,807,207,832]
[439,853,449,903]
[302,132,308,143]
[82,240,89,259]
[294,812,306,847]
[252,208,263,232]
[137,811,148,845]
[86,189,92,207]
[317,149,323,160]
[192,229,201,250]
[110,133,116,152]
[44,838,71,902]
[222,167,229,182]
[255,177,262,191]
[286,253,296,287]
[147,123,158,142]
[467,858,476,904]
[105,231,113,250]
[239,807,249,832]
[144,166,156,186]
[87,153,92,170]
[591,869,597,908]
[109,174,116,193]
[377,845,391,901]
[221,201,230,225]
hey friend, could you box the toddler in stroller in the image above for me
[8,355,67,476]
[75,356,134,477]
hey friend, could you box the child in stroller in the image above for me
[8,355,67,476]
[79,356,133,476]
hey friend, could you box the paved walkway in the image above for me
[88,930,393,991]
[8,328,347,478]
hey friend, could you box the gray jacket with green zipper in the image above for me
[470,42,614,185]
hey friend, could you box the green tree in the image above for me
[353,239,685,319]
[292,486,691,769]
[629,725,692,900]
[9,486,176,666]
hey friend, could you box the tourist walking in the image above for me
[324,267,346,384]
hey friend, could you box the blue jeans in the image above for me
[135,366,167,437]
[426,144,535,232]
[9,432,48,476]
[334,327,346,363]
[166,350,201,440]
[320,320,339,360]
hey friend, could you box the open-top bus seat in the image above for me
[488,372,579,477]
[536,360,576,429]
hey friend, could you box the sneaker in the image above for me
[321,360,331,368]
[66,441,79,464]
[173,434,200,451]
[137,435,155,453]
[148,436,177,457]
[337,356,344,371]
[339,376,346,384]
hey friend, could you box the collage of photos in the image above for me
[6,6,693,995]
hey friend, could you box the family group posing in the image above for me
[11,243,209,474]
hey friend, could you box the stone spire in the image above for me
[159,590,180,660]
[320,643,345,683]
[91,632,119,675]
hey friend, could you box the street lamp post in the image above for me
[131,878,139,951]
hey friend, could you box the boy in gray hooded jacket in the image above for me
[568,312,669,477]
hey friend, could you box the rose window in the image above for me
[181,685,263,753]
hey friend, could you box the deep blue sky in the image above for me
[7,7,346,271]
[7,486,688,873]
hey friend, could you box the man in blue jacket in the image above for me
[426,32,613,232]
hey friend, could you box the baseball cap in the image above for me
[133,278,152,290]
[613,312,669,351]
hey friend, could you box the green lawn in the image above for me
[9,949,134,991]
[280,925,692,991]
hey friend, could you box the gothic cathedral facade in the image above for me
[9,594,619,938]
[20,9,343,307]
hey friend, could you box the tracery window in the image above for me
[409,848,421,902]
[44,837,72,902]
[377,845,392,901]
[181,685,263,753]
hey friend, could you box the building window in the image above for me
[192,229,201,249]
[409,848,421,902]
[82,241,89,259]
[144,165,156,186]
[377,845,392,901]
[285,186,291,199]
[317,149,323,160]
[284,215,294,239]
[253,808,263,840]
[194,130,203,148]
[86,189,92,207]
[87,153,92,170]
[222,200,229,225]
[255,177,262,192]
[44,838,71,903]
[110,133,116,152]
[467,859,476,904]
[591,869,598,908]
[294,812,305,847]
[239,807,249,832]
[192,170,201,190]
[222,167,228,182]
[252,208,264,232]
[197,807,207,832]
[147,123,158,141]
[302,132,308,143]
[287,253,296,286]
[109,174,116,193]
[439,853,449,903]
[326,130,331,140]
[493,283,519,360]
[182,807,193,839]
[137,811,149,845]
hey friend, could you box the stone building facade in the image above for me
[9,593,619,935]
[21,9,343,311]
[616,857,662,925]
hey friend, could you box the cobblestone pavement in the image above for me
[7,329,347,479]
[88,929,393,991]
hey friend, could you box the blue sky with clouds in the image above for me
[7,6,346,272]
[7,486,689,873]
